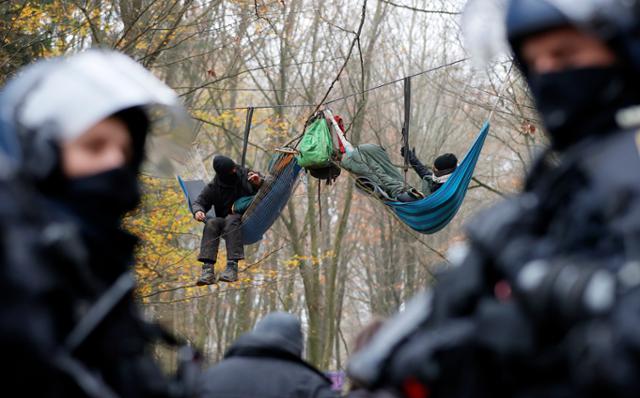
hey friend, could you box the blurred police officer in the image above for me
[348,1,640,397]
[0,50,196,397]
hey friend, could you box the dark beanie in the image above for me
[434,153,457,171]
[253,312,304,357]
[213,155,236,175]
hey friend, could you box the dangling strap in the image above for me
[402,77,411,184]
[318,181,322,231]
[241,107,254,168]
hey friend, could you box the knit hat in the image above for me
[434,153,458,172]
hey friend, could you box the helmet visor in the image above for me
[0,50,196,177]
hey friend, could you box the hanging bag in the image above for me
[296,113,334,169]
[296,111,341,183]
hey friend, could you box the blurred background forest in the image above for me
[1,0,542,371]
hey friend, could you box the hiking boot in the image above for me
[219,260,239,283]
[196,264,217,286]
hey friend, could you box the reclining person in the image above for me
[193,155,263,285]
[329,115,457,202]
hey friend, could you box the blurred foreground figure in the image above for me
[348,1,640,397]
[197,312,338,398]
[0,51,199,397]
[345,319,395,398]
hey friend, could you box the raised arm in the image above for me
[401,147,432,180]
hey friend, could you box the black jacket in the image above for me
[0,177,173,398]
[192,167,257,218]
[197,316,338,398]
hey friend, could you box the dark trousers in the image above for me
[198,214,244,263]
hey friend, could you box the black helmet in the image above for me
[506,0,569,70]
[506,0,640,73]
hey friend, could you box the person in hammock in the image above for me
[192,155,263,285]
[330,114,457,202]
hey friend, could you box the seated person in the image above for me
[401,147,458,194]
[193,155,263,285]
[329,115,457,202]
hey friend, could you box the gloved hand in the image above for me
[400,146,417,161]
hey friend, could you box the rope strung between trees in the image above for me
[180,56,481,245]
[331,60,515,235]
[281,57,470,149]
[206,57,469,112]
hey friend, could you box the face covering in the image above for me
[213,155,239,185]
[527,66,640,151]
[59,167,141,228]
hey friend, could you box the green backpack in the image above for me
[296,116,334,169]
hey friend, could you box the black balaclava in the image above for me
[51,107,149,283]
[54,107,149,229]
[527,65,640,151]
[213,155,239,185]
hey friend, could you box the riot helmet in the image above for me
[507,0,640,150]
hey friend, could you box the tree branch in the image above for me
[471,176,506,197]
[380,0,460,15]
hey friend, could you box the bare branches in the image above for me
[139,244,289,300]
[471,177,506,197]
[380,0,460,15]
[73,1,102,44]
[312,0,368,114]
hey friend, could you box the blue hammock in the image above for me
[241,153,302,244]
[385,121,490,234]
[177,153,302,245]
